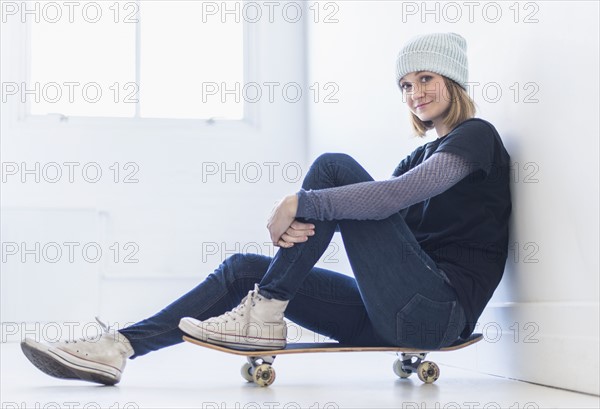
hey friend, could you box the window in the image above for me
[28,1,244,120]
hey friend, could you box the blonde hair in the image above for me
[407,77,476,137]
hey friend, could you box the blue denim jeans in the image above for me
[119,153,466,358]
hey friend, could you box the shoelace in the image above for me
[64,316,111,344]
[217,285,263,323]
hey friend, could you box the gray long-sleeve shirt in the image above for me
[295,152,472,221]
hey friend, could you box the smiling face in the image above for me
[398,71,452,136]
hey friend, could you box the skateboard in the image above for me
[183,333,483,387]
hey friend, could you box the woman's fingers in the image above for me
[283,224,315,241]
[277,222,315,248]
[277,239,294,248]
[290,220,315,231]
[287,221,315,237]
[281,232,308,243]
[275,223,316,248]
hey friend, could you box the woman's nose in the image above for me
[410,85,424,100]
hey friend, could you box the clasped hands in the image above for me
[266,194,315,248]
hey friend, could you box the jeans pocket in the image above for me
[395,293,457,350]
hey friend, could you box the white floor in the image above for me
[2,342,598,409]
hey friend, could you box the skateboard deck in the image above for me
[183,333,483,386]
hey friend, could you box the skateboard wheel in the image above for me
[417,361,440,383]
[240,363,254,382]
[393,359,412,378]
[253,364,276,387]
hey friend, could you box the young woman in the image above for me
[21,32,512,385]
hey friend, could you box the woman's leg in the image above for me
[337,211,466,349]
[119,253,263,358]
[119,253,385,358]
[21,251,381,385]
[257,153,466,349]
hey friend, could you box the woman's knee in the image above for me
[313,152,356,168]
[303,152,365,190]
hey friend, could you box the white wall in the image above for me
[1,4,315,335]
[306,0,599,395]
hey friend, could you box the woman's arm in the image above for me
[266,151,472,246]
[296,152,473,221]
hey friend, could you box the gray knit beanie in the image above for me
[396,32,468,90]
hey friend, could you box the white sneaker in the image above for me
[179,284,289,350]
[21,317,134,385]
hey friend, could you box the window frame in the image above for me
[5,1,261,136]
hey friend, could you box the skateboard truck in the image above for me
[242,355,277,386]
[394,352,440,383]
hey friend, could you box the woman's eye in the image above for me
[420,75,432,83]
[400,83,412,91]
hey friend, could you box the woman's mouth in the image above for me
[415,102,431,110]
